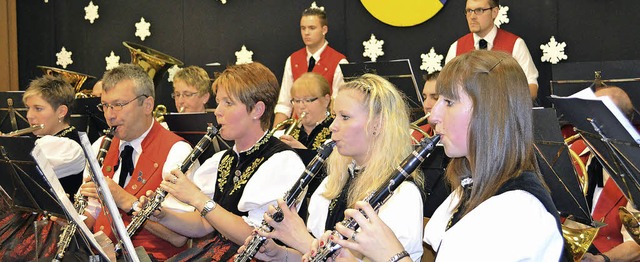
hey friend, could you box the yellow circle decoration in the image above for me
[361,0,447,27]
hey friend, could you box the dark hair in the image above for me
[489,0,499,7]
[23,75,75,123]
[302,8,328,26]
[423,72,440,82]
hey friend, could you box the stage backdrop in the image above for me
[15,0,640,109]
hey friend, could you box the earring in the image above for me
[58,118,62,123]
[372,131,377,135]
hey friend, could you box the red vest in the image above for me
[94,121,186,260]
[290,45,346,94]
[456,29,519,56]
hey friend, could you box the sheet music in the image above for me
[78,132,140,262]
[551,87,640,144]
[31,145,108,259]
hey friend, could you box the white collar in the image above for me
[119,121,154,155]
[473,25,498,50]
[306,40,329,61]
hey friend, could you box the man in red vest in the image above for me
[79,64,197,260]
[569,86,640,262]
[444,0,539,99]
[273,7,347,127]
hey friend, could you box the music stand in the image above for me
[0,91,29,133]
[72,97,109,143]
[532,108,593,224]
[550,94,640,208]
[78,132,140,262]
[164,112,233,163]
[340,59,424,121]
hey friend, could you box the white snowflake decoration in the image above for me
[167,65,181,82]
[44,0,48,3]
[84,1,99,24]
[220,0,227,4]
[56,47,73,69]
[105,51,120,70]
[540,36,568,64]
[363,34,384,62]
[495,5,509,28]
[235,45,254,65]
[310,1,324,11]
[420,47,443,74]
[135,17,151,41]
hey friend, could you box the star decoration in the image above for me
[420,47,443,74]
[220,0,227,4]
[363,34,384,62]
[310,1,325,11]
[540,36,568,64]
[495,5,509,28]
[84,1,99,24]
[56,47,73,69]
[135,17,151,41]
[105,51,120,70]
[44,0,48,3]
[167,65,181,82]
[235,45,254,65]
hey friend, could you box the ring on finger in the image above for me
[351,231,358,242]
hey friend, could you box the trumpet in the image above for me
[153,104,168,122]
[269,112,307,137]
[410,113,431,144]
[0,124,44,137]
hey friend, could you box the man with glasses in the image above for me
[79,64,197,260]
[444,0,539,99]
[273,7,347,127]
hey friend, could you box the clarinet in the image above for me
[115,125,219,254]
[234,140,336,262]
[53,126,117,262]
[311,135,440,262]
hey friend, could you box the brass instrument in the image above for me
[269,112,306,137]
[619,207,640,244]
[564,133,589,195]
[37,65,96,98]
[53,127,116,261]
[153,104,168,122]
[0,124,44,137]
[561,218,602,261]
[410,112,431,144]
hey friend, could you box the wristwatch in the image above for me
[200,200,217,217]
[127,200,140,216]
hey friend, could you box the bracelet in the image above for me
[598,253,611,262]
[387,250,409,262]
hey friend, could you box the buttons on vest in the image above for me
[132,184,138,190]
[100,225,105,231]
[106,166,112,172]
[154,163,159,168]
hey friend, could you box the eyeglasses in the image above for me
[465,7,494,16]
[171,91,199,99]
[97,95,148,112]
[290,97,319,105]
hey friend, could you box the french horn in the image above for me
[619,206,640,244]
[269,112,307,137]
[37,65,95,98]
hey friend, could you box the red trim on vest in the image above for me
[290,46,346,94]
[456,29,519,56]
[94,121,186,260]
[592,179,627,252]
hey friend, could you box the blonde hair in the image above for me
[291,72,330,98]
[173,66,211,96]
[322,74,422,207]
[23,75,75,123]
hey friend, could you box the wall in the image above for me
[14,0,640,109]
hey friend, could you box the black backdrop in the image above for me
[15,0,640,110]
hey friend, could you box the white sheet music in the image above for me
[31,145,108,259]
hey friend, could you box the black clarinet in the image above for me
[115,125,219,254]
[311,135,440,262]
[53,126,117,262]
[234,140,337,262]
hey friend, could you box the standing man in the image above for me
[445,0,539,99]
[273,7,347,127]
[80,64,196,260]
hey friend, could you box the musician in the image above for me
[411,72,439,142]
[171,66,211,113]
[241,74,424,261]
[79,64,196,260]
[307,51,564,261]
[0,75,86,260]
[142,62,305,261]
[92,80,103,97]
[273,7,347,127]
[445,0,539,99]
[277,72,333,150]
[570,86,640,262]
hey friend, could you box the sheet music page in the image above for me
[551,87,640,144]
[31,145,108,259]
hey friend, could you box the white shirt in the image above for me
[445,26,539,86]
[275,41,348,118]
[83,122,196,218]
[424,190,563,261]
[307,178,424,261]
[191,141,305,227]
[35,135,85,179]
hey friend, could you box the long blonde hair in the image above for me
[322,74,423,207]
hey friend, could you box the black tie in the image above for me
[308,56,316,72]
[478,39,488,50]
[119,145,134,187]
